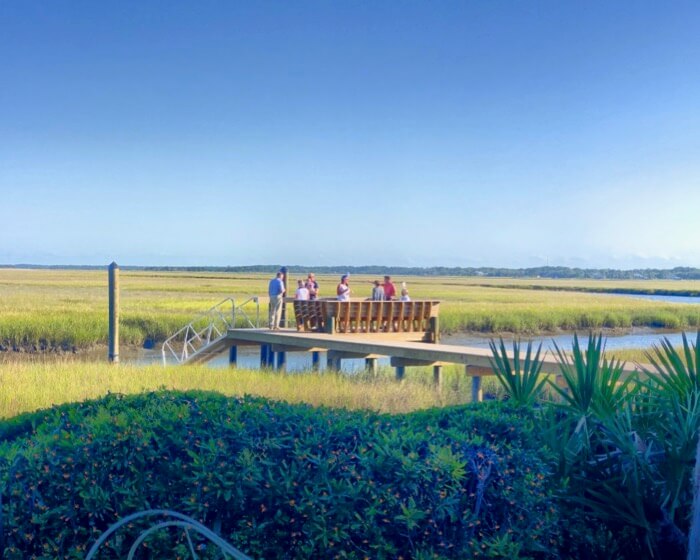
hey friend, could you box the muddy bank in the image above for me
[0,343,153,363]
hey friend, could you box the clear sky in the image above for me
[1,1,699,268]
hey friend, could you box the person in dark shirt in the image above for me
[305,273,319,300]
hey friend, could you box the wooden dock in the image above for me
[183,327,646,402]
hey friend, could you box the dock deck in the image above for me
[180,327,645,402]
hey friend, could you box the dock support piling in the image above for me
[327,350,342,371]
[365,357,378,375]
[108,262,119,363]
[468,368,483,403]
[395,365,406,380]
[433,365,443,389]
[260,344,274,368]
[276,351,286,371]
[311,351,320,371]
[228,346,237,367]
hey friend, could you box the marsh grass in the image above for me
[0,361,502,419]
[2,269,700,350]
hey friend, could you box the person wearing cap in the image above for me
[383,275,396,300]
[268,271,286,329]
[336,274,351,301]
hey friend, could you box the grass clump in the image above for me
[0,361,494,419]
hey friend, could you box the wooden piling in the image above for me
[228,345,237,367]
[108,262,119,363]
[433,365,443,389]
[469,368,483,403]
[365,357,378,375]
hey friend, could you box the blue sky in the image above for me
[1,1,699,268]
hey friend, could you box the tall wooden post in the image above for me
[108,262,119,363]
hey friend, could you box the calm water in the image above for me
[607,293,700,305]
[444,327,699,353]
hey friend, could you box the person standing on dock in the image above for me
[371,280,385,301]
[295,279,310,300]
[383,275,396,300]
[268,271,286,329]
[337,274,351,301]
[306,273,319,300]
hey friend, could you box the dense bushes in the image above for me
[0,392,559,559]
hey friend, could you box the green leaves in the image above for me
[488,338,548,407]
[645,331,700,399]
[0,391,559,559]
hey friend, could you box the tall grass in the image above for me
[0,361,495,419]
[2,269,700,350]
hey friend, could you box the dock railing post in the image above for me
[108,262,119,363]
[429,316,439,343]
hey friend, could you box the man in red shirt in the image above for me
[383,275,396,300]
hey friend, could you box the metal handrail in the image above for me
[161,297,261,365]
[84,509,252,560]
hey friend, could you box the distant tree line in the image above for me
[2,263,700,280]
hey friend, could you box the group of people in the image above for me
[268,271,319,329]
[297,273,409,302]
[368,275,410,302]
[268,270,410,330]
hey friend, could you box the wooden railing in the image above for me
[292,299,440,341]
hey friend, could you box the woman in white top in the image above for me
[337,274,351,301]
[295,279,310,300]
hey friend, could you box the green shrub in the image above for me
[0,392,559,559]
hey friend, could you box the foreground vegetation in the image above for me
[1,392,556,559]
[1,332,699,558]
[2,269,700,351]
[487,331,700,559]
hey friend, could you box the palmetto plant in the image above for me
[488,338,547,407]
[550,332,636,420]
[645,331,700,399]
[552,332,700,559]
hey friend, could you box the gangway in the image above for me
[161,297,260,365]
